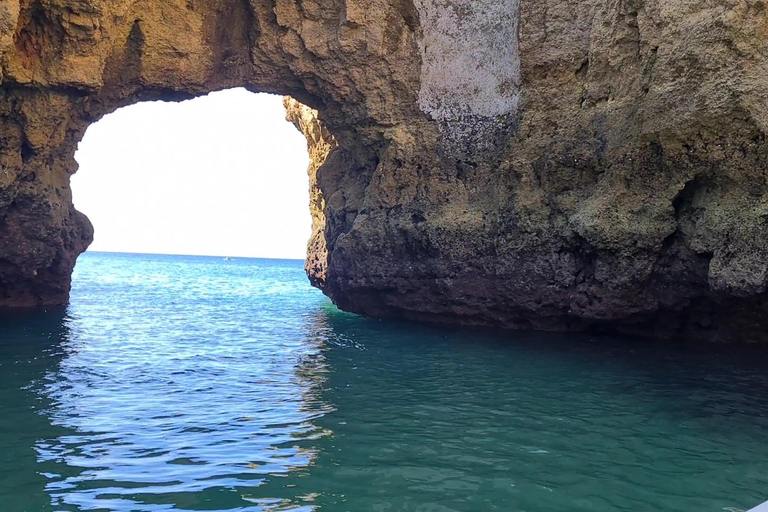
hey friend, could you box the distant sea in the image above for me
[1,251,767,511]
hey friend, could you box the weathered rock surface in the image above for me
[2,0,768,342]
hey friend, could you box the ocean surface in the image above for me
[2,252,768,512]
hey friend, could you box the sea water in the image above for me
[1,252,768,511]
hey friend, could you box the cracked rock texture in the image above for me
[2,0,768,342]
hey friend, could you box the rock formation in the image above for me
[2,0,768,342]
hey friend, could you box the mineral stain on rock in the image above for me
[2,0,768,342]
[413,0,521,156]
[413,0,520,119]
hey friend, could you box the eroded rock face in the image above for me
[2,0,768,342]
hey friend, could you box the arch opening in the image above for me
[71,88,312,261]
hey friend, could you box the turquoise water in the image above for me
[2,252,768,511]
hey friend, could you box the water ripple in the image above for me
[0,253,767,511]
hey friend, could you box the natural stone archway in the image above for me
[3,0,768,342]
[0,0,431,306]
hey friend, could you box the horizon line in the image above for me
[83,249,306,261]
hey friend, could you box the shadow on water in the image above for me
[0,309,76,512]
[314,305,768,432]
[296,306,768,512]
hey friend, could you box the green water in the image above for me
[1,252,767,511]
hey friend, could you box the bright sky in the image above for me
[72,88,311,259]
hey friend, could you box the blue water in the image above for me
[2,252,768,511]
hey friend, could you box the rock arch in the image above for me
[3,0,768,342]
[0,0,433,305]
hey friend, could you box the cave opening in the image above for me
[71,88,312,260]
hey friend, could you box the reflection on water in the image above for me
[1,253,768,511]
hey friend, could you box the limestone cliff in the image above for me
[2,0,768,342]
